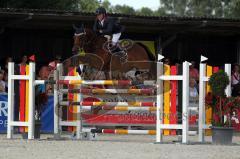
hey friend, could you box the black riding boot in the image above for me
[112,45,124,54]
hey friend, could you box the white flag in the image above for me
[200,55,208,62]
[158,54,165,61]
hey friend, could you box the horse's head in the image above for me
[72,24,95,54]
[72,24,86,54]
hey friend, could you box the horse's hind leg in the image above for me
[103,71,109,80]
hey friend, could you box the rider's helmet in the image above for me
[95,7,107,15]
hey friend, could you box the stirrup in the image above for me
[112,45,123,53]
[120,51,128,63]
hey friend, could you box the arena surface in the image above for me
[0,134,240,159]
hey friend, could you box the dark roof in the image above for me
[1,8,240,35]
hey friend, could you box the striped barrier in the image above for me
[83,128,156,135]
[53,61,190,143]
[60,88,155,94]
[48,79,155,86]
[54,63,159,140]
[81,106,157,111]
[59,101,156,107]
[7,60,234,143]
[62,113,156,126]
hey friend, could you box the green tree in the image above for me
[113,4,135,15]
[187,0,231,17]
[137,7,154,16]
[159,0,189,15]
[229,0,240,17]
[154,7,168,16]
[102,0,113,13]
[77,0,99,12]
[158,0,232,17]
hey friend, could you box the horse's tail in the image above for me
[136,42,156,61]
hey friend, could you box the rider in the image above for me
[93,7,124,53]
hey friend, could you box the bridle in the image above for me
[74,29,97,52]
[74,31,86,51]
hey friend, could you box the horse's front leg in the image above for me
[104,69,111,80]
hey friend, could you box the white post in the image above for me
[224,64,232,123]
[54,64,60,136]
[28,63,35,139]
[58,64,64,134]
[156,62,163,143]
[225,64,231,97]
[76,75,82,139]
[182,61,189,144]
[77,64,84,139]
[198,63,206,142]
[7,62,15,139]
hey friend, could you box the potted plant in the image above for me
[206,70,239,144]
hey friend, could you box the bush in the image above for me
[208,70,229,97]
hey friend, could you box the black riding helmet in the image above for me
[95,7,106,15]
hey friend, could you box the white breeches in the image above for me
[112,33,121,45]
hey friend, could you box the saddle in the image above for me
[111,46,128,63]
[106,42,128,63]
[103,38,133,63]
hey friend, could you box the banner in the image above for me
[0,94,54,133]
[0,94,7,133]
[41,96,54,133]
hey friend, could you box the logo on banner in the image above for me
[0,101,7,117]
[0,101,7,127]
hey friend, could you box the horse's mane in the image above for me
[85,28,106,43]
[83,28,107,52]
[84,28,95,35]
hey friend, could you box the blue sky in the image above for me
[108,0,160,11]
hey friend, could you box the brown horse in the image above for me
[72,25,156,79]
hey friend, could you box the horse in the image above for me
[72,25,156,80]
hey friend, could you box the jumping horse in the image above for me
[72,25,156,80]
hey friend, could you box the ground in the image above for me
[0,134,240,159]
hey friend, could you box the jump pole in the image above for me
[156,61,190,144]
[7,62,44,139]
[53,63,83,139]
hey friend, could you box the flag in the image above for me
[29,54,35,62]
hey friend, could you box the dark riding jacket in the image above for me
[93,17,124,35]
